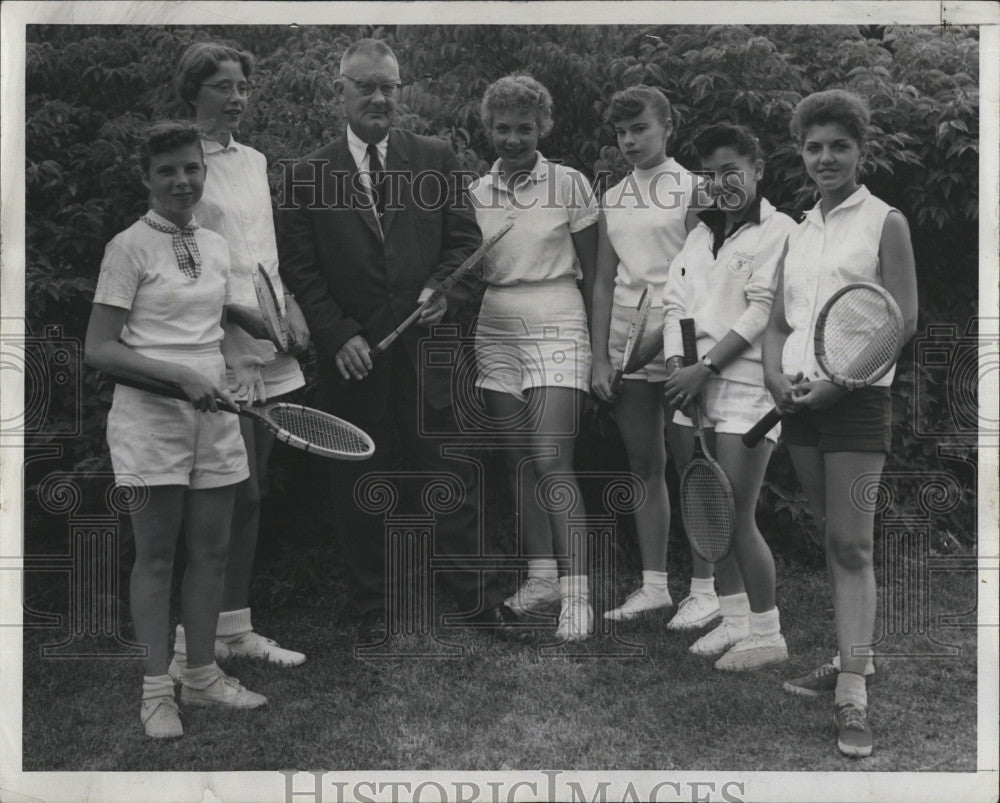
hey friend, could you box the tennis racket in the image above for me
[610,285,653,395]
[370,220,515,356]
[108,373,375,461]
[252,264,291,352]
[679,317,736,563]
[742,282,905,447]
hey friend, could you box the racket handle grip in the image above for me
[680,318,698,366]
[108,372,240,414]
[742,408,782,447]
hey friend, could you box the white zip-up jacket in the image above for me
[663,196,796,386]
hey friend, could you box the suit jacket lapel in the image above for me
[382,131,409,236]
[333,134,383,242]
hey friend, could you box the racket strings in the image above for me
[822,292,902,381]
[681,463,736,559]
[267,405,371,455]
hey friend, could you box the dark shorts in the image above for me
[780,387,892,453]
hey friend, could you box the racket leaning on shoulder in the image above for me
[609,285,654,396]
[741,281,905,447]
[107,373,375,461]
[678,317,737,563]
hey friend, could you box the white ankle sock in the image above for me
[835,671,868,709]
[142,674,174,699]
[718,592,750,623]
[642,570,669,590]
[560,574,589,600]
[749,607,781,637]
[217,607,252,638]
[182,661,221,686]
[690,577,716,596]
[527,559,559,582]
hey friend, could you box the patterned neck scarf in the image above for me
[141,214,202,279]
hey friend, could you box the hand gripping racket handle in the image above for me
[741,370,804,447]
[741,408,782,447]
[371,219,515,356]
[680,318,698,366]
[108,372,241,414]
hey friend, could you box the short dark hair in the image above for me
[606,84,672,128]
[175,42,254,107]
[692,123,762,163]
[137,121,204,174]
[340,38,397,74]
[790,89,870,147]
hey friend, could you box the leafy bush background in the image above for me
[23,24,980,561]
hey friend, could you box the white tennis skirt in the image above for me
[474,278,592,400]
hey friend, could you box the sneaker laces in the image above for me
[677,594,713,612]
[216,673,246,692]
[838,704,867,731]
[243,632,278,647]
[623,587,649,605]
[520,578,555,595]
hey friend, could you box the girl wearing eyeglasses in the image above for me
[167,42,310,679]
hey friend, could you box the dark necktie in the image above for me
[366,143,385,216]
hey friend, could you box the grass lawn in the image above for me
[21,554,978,773]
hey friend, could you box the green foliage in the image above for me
[23,23,979,555]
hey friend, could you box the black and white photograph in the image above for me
[1,2,997,801]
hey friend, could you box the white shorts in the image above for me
[672,377,780,442]
[107,349,250,489]
[608,303,667,383]
[475,279,591,400]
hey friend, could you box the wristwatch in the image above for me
[700,354,721,375]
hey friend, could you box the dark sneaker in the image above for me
[834,703,873,757]
[783,656,876,697]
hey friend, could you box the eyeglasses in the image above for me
[201,80,255,98]
[341,75,403,98]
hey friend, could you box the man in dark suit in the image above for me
[278,38,519,642]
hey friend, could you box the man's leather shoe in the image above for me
[469,604,530,641]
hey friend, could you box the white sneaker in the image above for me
[217,631,306,666]
[505,577,561,615]
[689,618,749,656]
[667,593,720,631]
[603,585,673,621]
[169,631,305,681]
[714,632,788,671]
[180,664,267,709]
[141,695,183,739]
[555,597,594,642]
